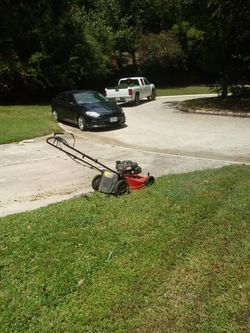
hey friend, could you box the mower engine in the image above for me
[116,160,142,175]
[115,160,155,192]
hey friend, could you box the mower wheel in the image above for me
[113,180,128,196]
[145,175,155,187]
[92,174,102,191]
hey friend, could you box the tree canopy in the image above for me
[0,0,249,101]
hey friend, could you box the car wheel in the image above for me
[52,109,59,121]
[134,93,140,106]
[92,174,102,191]
[113,180,128,196]
[78,116,87,131]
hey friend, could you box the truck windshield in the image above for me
[119,79,139,87]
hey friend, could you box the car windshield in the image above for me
[73,92,107,104]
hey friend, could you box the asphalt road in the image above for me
[1,94,249,217]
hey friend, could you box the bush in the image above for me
[230,84,250,98]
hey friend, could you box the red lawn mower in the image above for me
[46,133,155,195]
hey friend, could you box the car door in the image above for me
[64,92,78,123]
[54,92,67,120]
[139,78,145,98]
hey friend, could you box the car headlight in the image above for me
[85,111,100,118]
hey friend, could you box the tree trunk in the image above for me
[221,80,228,98]
[221,71,228,97]
[131,51,137,65]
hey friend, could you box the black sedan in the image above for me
[51,90,126,131]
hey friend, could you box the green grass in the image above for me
[156,85,211,96]
[0,105,60,144]
[180,96,250,113]
[0,165,249,332]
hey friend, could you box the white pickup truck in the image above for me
[105,77,156,106]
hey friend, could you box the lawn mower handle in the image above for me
[46,133,118,174]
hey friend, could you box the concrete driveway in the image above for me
[0,94,249,217]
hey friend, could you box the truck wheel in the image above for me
[150,89,156,100]
[148,89,156,101]
[134,93,140,106]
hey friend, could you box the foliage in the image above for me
[0,0,132,99]
[83,0,134,70]
[230,84,250,98]
[126,0,181,33]
[0,0,249,100]
[170,21,204,72]
[137,31,184,68]
[136,31,185,83]
[0,165,249,331]
[181,0,250,96]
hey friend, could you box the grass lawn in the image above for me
[0,105,60,144]
[0,165,249,332]
[156,85,211,96]
[179,97,250,113]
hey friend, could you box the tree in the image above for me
[136,31,185,83]
[1,0,249,99]
[83,0,134,70]
[0,1,85,96]
[180,0,250,96]
[207,0,250,96]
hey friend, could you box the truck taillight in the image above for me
[128,88,132,96]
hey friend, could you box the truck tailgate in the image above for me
[106,88,129,98]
